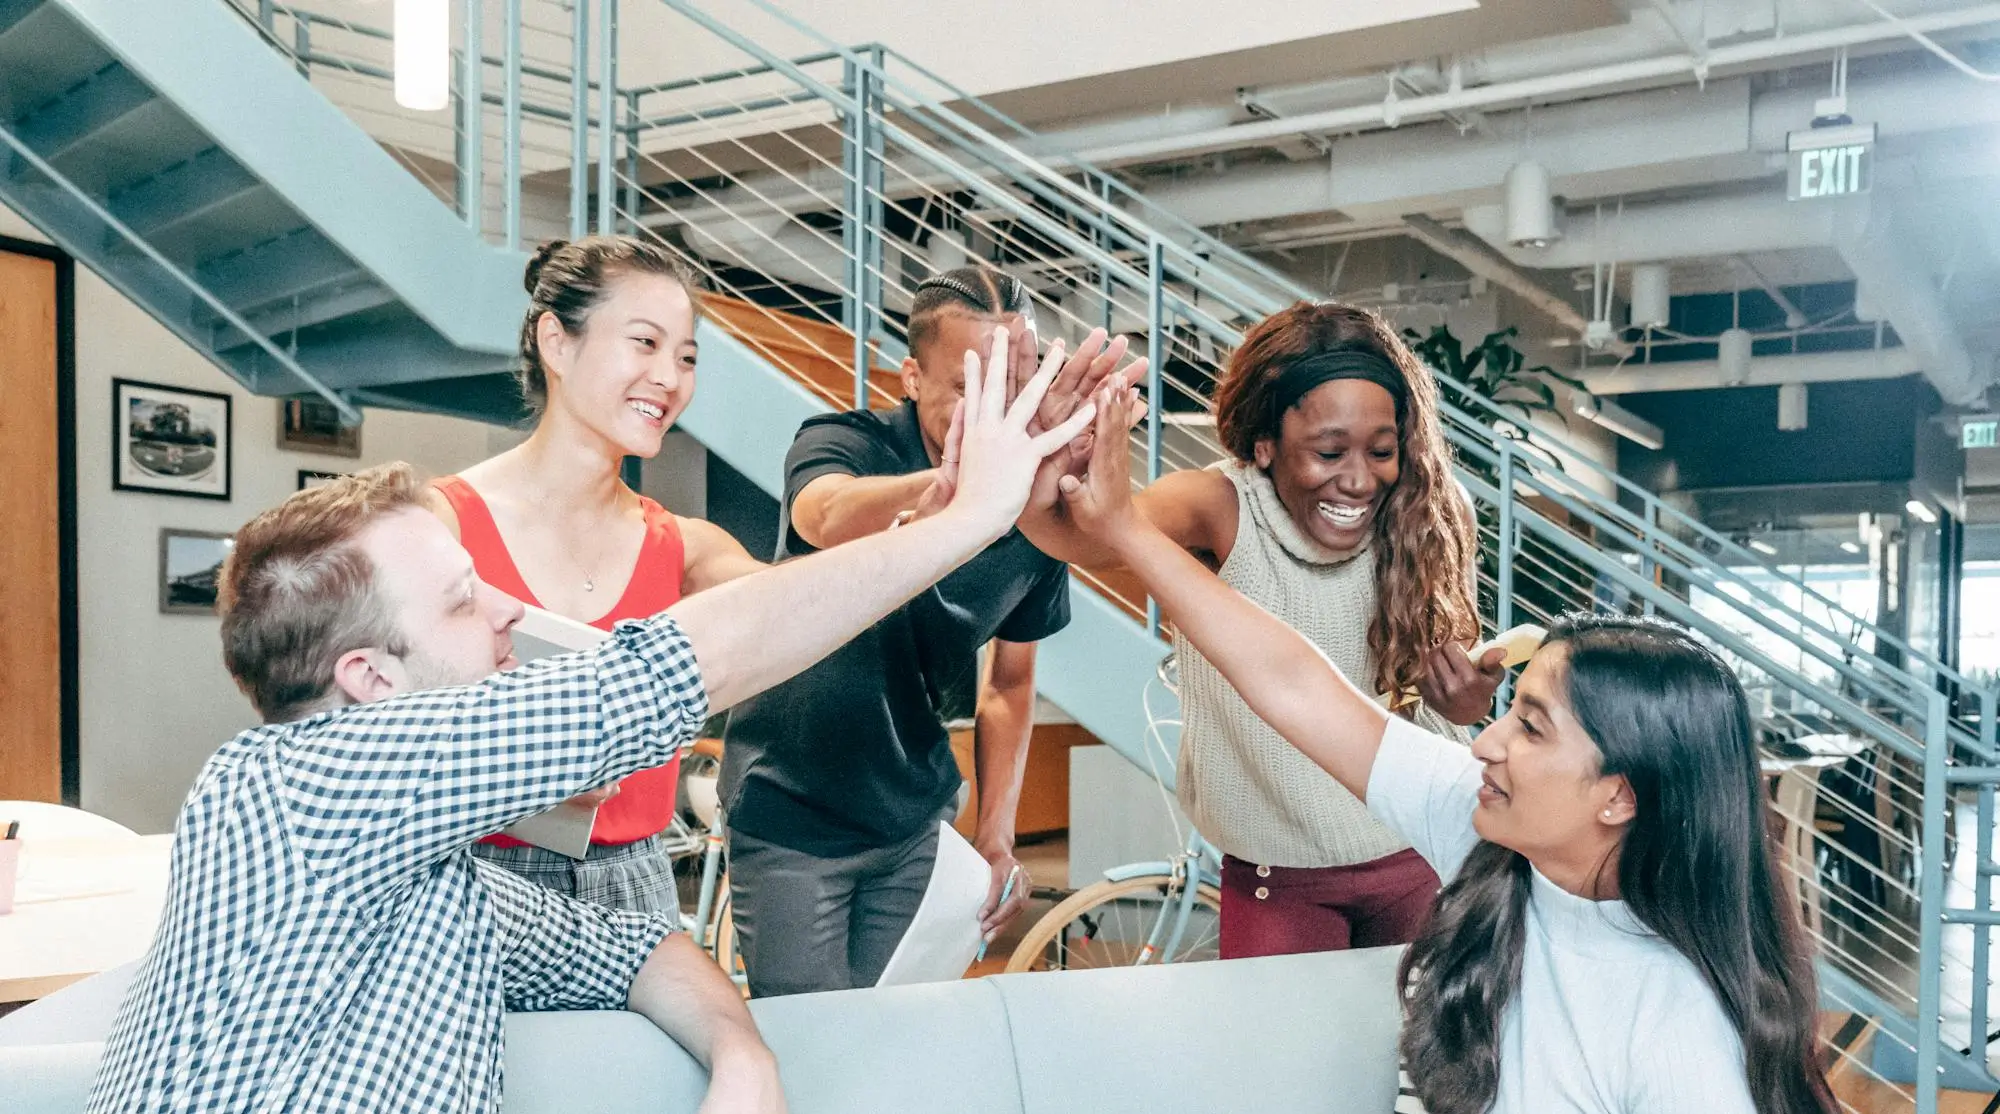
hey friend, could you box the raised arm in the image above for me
[1058,386,1390,798]
[282,327,1095,892]
[670,326,1096,713]
[1018,466,1234,567]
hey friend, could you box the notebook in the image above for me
[498,606,611,859]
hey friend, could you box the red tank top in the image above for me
[433,475,689,847]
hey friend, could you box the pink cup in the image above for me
[0,839,20,915]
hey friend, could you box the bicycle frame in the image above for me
[1099,827,1221,965]
[688,819,727,950]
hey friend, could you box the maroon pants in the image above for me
[1218,848,1441,959]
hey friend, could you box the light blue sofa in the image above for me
[0,948,1403,1112]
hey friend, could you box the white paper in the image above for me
[500,606,611,858]
[876,822,991,987]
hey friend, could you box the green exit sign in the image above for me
[1787,123,1876,201]
[1966,420,1999,450]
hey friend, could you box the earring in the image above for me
[1601,809,1613,819]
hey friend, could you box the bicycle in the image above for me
[665,738,744,985]
[1005,654,1226,973]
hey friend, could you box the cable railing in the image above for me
[667,0,1998,743]
[217,3,1999,1108]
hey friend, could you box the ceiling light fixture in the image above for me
[1504,161,1556,248]
[394,0,450,112]
[1749,539,1779,556]
[1629,263,1671,330]
[1905,499,1938,524]
[1840,541,1862,554]
[1571,391,1665,451]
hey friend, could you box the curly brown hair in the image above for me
[1213,301,1479,699]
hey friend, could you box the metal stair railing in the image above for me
[229,0,1994,746]
[655,0,1997,755]
[204,4,2000,1108]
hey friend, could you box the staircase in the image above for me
[0,0,529,424]
[4,0,1997,1108]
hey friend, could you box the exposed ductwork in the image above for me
[1139,65,2000,235]
[1064,3,2000,167]
[1399,214,1632,356]
[1459,193,1840,268]
[1833,192,1989,405]
[1581,346,1928,394]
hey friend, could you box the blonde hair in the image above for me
[219,462,421,722]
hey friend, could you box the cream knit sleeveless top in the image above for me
[1173,459,1468,868]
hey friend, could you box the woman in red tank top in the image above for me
[424,236,765,914]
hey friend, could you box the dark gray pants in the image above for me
[725,806,951,998]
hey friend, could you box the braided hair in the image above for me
[906,266,1035,358]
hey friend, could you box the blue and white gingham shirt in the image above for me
[85,617,708,1114]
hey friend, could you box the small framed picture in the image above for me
[297,469,346,491]
[113,379,232,501]
[159,529,234,616]
[279,398,361,457]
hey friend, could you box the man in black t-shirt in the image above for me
[721,266,1134,997]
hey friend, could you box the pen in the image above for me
[975,865,1021,963]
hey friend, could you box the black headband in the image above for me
[1271,348,1408,421]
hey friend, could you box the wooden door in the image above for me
[0,245,68,801]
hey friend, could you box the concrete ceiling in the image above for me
[972,0,1624,131]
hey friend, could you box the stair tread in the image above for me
[704,293,903,411]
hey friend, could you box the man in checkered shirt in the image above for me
[84,329,1100,1114]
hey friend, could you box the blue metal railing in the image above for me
[218,2,1997,1106]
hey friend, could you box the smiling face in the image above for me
[537,272,698,458]
[1467,646,1635,869]
[1254,378,1401,552]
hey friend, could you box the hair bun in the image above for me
[524,239,569,294]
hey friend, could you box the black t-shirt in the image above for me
[720,402,1072,855]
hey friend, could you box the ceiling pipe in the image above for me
[1580,346,1927,394]
[1135,65,2000,233]
[1067,4,2000,167]
[1462,192,1839,268]
[1400,214,1634,357]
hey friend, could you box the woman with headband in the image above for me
[1019,301,1499,957]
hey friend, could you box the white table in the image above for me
[0,835,171,1003]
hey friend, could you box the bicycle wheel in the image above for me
[1004,873,1223,973]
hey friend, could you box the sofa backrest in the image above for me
[996,949,1403,1113]
[0,949,1403,1114]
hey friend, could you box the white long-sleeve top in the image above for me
[1368,714,1760,1114]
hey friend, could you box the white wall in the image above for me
[1,205,498,833]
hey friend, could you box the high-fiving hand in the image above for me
[940,326,1102,541]
[1056,381,1148,542]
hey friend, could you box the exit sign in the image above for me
[1967,420,1999,450]
[1787,123,1876,201]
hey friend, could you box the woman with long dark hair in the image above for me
[1056,386,1834,1114]
[1020,302,1498,957]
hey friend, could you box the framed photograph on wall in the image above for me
[279,398,361,457]
[158,529,234,615]
[113,378,232,501]
[297,469,346,490]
